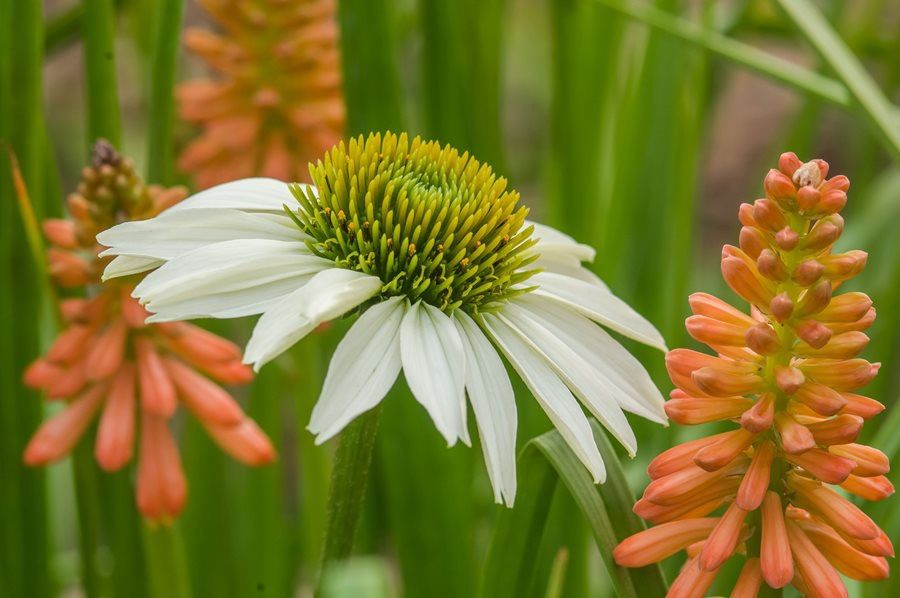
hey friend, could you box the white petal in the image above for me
[103,255,165,279]
[400,301,469,447]
[529,253,609,290]
[98,209,303,278]
[514,295,665,422]
[308,297,405,443]
[244,268,383,371]
[527,221,596,263]
[134,239,330,321]
[481,313,605,483]
[165,178,308,213]
[498,304,638,456]
[532,272,667,351]
[454,311,517,505]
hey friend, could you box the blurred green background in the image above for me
[2,0,899,596]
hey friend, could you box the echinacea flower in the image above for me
[614,153,891,596]
[24,141,275,522]
[177,0,344,188]
[98,132,668,505]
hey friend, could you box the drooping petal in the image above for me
[134,239,330,321]
[531,271,667,351]
[400,301,468,446]
[98,207,303,277]
[454,310,517,505]
[514,294,666,422]
[481,312,605,483]
[244,268,383,370]
[497,304,637,455]
[308,297,405,442]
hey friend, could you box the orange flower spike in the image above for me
[614,153,890,595]
[177,0,344,188]
[22,141,272,522]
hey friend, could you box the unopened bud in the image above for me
[796,281,832,318]
[794,320,832,349]
[765,169,796,207]
[752,198,788,231]
[796,185,820,212]
[778,152,802,177]
[791,259,823,286]
[770,293,794,323]
[745,323,779,355]
[775,366,805,395]
[757,249,787,281]
[739,226,768,259]
[775,227,799,250]
[792,161,824,188]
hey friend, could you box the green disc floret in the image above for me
[288,132,539,313]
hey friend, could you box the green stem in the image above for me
[593,0,853,109]
[82,0,121,148]
[316,406,382,591]
[142,522,192,598]
[145,0,184,183]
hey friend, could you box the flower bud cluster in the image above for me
[614,153,890,597]
[24,141,275,521]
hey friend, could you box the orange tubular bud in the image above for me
[694,428,757,472]
[95,365,136,471]
[775,412,815,454]
[817,292,872,322]
[839,393,884,419]
[685,315,748,346]
[740,392,775,432]
[633,495,726,525]
[164,322,244,364]
[665,396,753,425]
[43,219,78,248]
[791,258,823,286]
[796,185,820,212]
[753,198,789,231]
[794,319,833,349]
[795,280,832,318]
[735,441,775,510]
[136,414,187,522]
[135,336,177,417]
[84,319,128,381]
[800,358,878,391]
[797,331,869,359]
[647,432,731,479]
[205,419,276,466]
[785,448,855,485]
[792,381,846,415]
[668,556,720,598]
[761,492,794,588]
[644,460,746,506]
[722,256,775,307]
[801,214,843,251]
[789,475,880,540]
[23,359,63,390]
[24,385,106,465]
[828,307,876,334]
[613,519,718,567]
[744,322,779,355]
[764,170,797,207]
[757,248,787,281]
[796,519,889,581]
[775,226,799,250]
[46,325,94,364]
[165,358,244,426]
[700,502,748,570]
[840,475,894,502]
[829,444,889,477]
[774,365,805,395]
[731,558,763,598]
[739,226,769,259]
[692,367,762,397]
[769,292,794,323]
[738,203,757,227]
[806,414,863,445]
[786,520,848,598]
[821,250,867,280]
[779,151,803,175]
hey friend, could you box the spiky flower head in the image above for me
[25,141,275,522]
[99,132,670,506]
[614,153,890,596]
[290,133,538,313]
[178,0,344,188]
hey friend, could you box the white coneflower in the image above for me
[98,132,667,505]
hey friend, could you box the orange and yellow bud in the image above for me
[23,141,275,522]
[177,0,344,188]
[614,153,890,596]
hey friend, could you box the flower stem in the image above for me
[316,406,382,588]
[142,521,193,598]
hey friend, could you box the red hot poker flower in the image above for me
[23,141,275,522]
[177,0,345,188]
[614,153,891,596]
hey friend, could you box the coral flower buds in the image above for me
[23,141,275,522]
[614,153,891,595]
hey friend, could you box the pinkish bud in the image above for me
[795,320,833,349]
[775,365,805,395]
[796,281,832,318]
[770,293,794,323]
[765,169,796,207]
[738,203,757,227]
[757,249,787,281]
[752,198,788,231]
[739,226,768,259]
[796,185,821,212]
[741,392,775,433]
[792,259,824,286]
[801,215,844,251]
[778,152,802,176]
[794,381,847,416]
[807,414,863,446]
[775,226,799,250]
[776,412,815,454]
[745,322,780,355]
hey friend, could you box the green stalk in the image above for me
[82,0,122,148]
[145,0,185,184]
[0,0,51,595]
[317,407,382,588]
[593,0,853,109]
[775,0,900,160]
[143,523,192,598]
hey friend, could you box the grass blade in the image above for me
[775,0,900,160]
[82,0,121,147]
[145,0,185,183]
